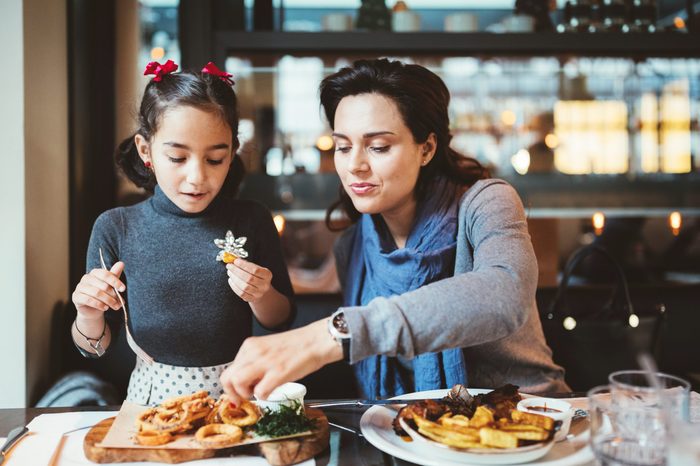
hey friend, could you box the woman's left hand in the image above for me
[227,258,273,303]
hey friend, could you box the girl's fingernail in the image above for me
[119,285,126,292]
[229,402,237,409]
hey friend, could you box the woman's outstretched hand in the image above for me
[220,318,344,405]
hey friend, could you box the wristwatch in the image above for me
[327,310,351,362]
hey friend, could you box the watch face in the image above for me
[333,313,349,335]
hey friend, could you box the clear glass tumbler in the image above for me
[608,370,691,421]
[588,385,666,466]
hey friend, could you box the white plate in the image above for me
[359,388,596,466]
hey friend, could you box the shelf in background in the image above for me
[238,172,700,216]
[272,207,700,221]
[215,31,700,59]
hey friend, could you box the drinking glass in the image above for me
[609,370,691,421]
[588,385,666,466]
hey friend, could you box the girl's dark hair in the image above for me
[320,58,489,230]
[116,70,245,196]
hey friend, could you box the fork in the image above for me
[99,248,154,365]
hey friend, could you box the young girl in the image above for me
[71,60,293,405]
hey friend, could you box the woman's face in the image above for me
[135,105,233,213]
[332,93,435,218]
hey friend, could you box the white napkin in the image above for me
[2,411,315,466]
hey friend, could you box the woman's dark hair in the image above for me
[320,58,489,230]
[116,70,245,196]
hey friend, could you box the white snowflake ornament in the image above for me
[215,230,249,262]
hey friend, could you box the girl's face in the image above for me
[332,93,435,218]
[135,105,234,214]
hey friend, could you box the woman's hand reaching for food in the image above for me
[220,318,344,406]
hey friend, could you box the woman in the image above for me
[220,58,567,402]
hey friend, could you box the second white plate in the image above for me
[359,388,595,466]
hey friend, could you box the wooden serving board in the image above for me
[84,408,329,465]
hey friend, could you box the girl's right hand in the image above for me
[72,262,126,320]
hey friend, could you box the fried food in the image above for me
[219,399,260,427]
[395,384,555,451]
[133,392,257,448]
[152,407,193,432]
[195,423,243,448]
[135,429,173,446]
[468,406,495,428]
[393,399,449,435]
[511,409,555,431]
[161,390,209,410]
[479,427,519,449]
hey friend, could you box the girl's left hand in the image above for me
[226,258,273,303]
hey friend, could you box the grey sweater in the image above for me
[87,186,294,367]
[335,179,568,394]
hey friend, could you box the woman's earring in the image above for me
[144,160,152,168]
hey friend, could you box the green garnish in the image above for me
[253,401,317,438]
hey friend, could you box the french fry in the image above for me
[469,406,495,428]
[506,430,550,441]
[498,422,548,433]
[418,425,484,449]
[440,414,471,428]
[510,410,554,431]
[414,416,481,441]
[479,427,519,449]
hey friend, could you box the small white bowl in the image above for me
[254,382,307,413]
[517,397,573,442]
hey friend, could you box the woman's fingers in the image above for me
[220,366,243,406]
[220,320,341,403]
[253,370,286,401]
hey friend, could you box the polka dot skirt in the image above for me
[126,357,230,406]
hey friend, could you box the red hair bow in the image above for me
[144,60,178,82]
[202,62,235,86]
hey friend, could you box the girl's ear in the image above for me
[134,134,150,164]
[421,133,437,166]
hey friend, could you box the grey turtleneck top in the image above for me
[86,186,294,367]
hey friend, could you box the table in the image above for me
[0,405,417,466]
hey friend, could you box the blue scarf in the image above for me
[345,178,468,399]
